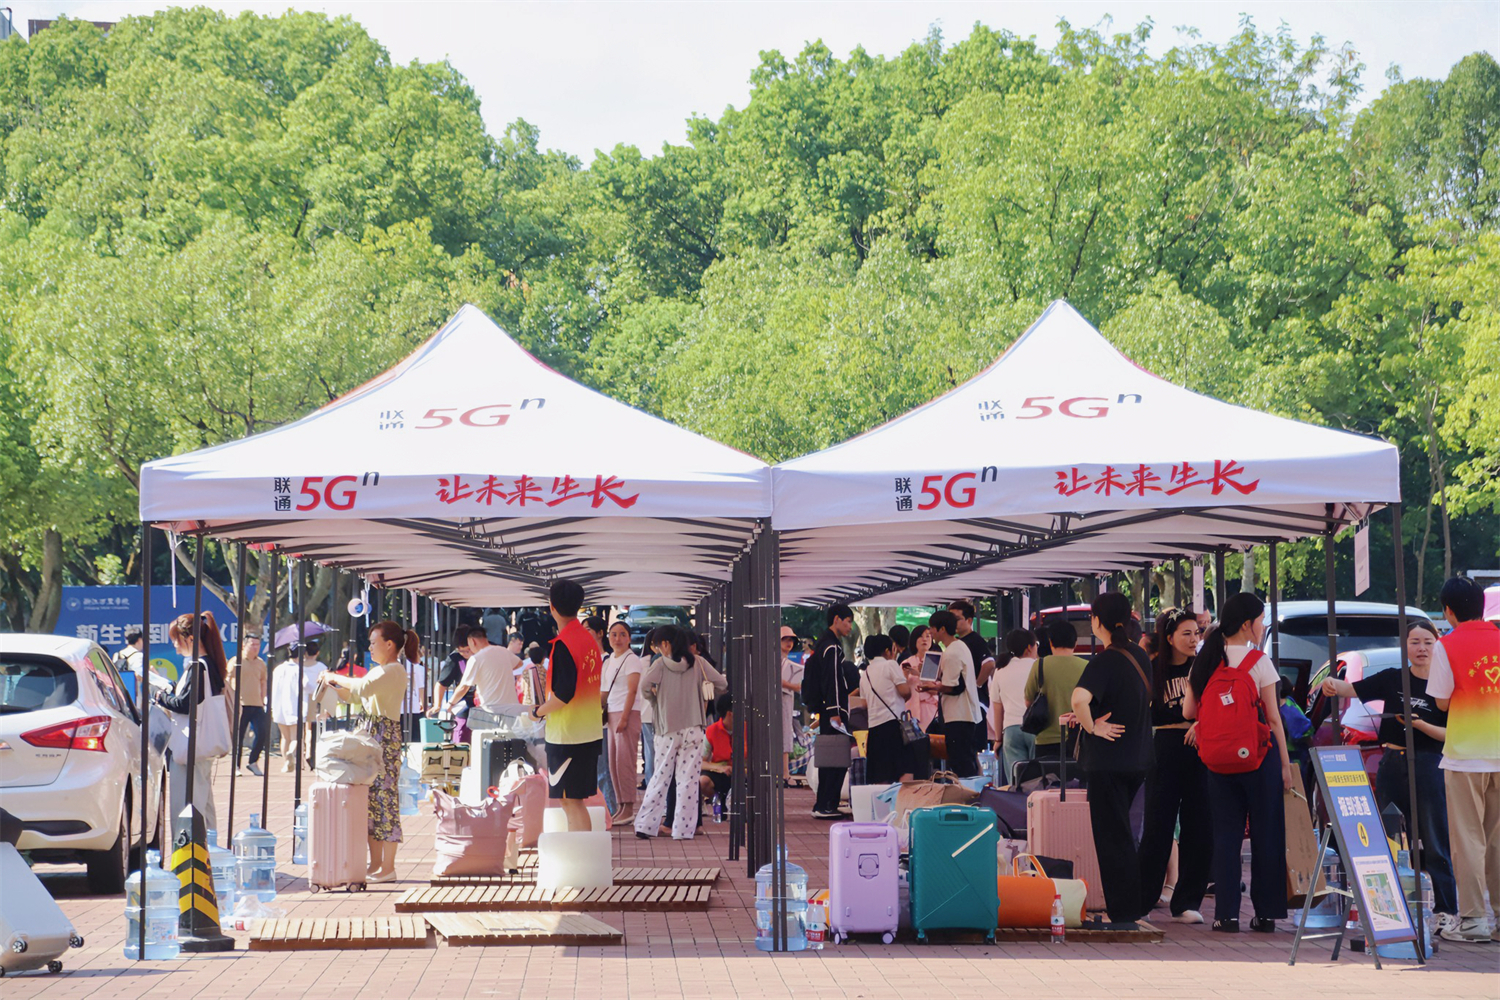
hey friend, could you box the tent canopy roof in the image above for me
[772,301,1399,606]
[140,305,771,605]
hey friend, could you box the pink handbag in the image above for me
[431,788,518,877]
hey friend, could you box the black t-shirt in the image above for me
[1075,645,1154,774]
[958,632,993,706]
[1151,656,1193,727]
[1352,669,1446,754]
[439,651,473,709]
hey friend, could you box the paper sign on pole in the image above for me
[1192,562,1205,613]
[1021,592,1031,628]
[1354,522,1371,596]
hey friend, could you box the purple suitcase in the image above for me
[828,822,899,944]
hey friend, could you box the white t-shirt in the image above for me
[1424,642,1497,772]
[991,656,1033,726]
[939,641,980,723]
[862,657,908,728]
[271,659,324,725]
[460,644,521,710]
[1226,644,1279,689]
[601,651,643,714]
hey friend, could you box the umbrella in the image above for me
[272,621,337,649]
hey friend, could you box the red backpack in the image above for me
[1196,649,1272,775]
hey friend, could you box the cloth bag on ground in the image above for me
[315,730,381,785]
[996,854,1088,928]
[431,788,518,876]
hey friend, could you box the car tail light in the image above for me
[21,715,110,752]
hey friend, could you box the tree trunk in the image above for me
[171,535,233,607]
[26,529,63,634]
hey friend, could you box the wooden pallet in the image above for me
[430,866,720,887]
[248,915,431,950]
[425,911,623,946]
[395,883,711,913]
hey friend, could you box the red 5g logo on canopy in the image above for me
[1016,394,1144,419]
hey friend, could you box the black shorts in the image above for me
[545,739,602,800]
[705,770,731,799]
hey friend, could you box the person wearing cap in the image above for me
[227,628,268,776]
[780,626,805,782]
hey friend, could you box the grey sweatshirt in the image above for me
[640,653,728,735]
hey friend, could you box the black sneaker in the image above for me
[1212,918,1240,933]
[1250,917,1276,933]
[811,809,842,820]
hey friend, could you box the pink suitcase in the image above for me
[828,822,899,944]
[308,781,369,892]
[1026,786,1103,910]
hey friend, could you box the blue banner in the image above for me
[1312,746,1416,946]
[54,585,259,680]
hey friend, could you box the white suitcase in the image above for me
[0,843,82,977]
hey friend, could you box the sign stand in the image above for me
[1290,747,1419,968]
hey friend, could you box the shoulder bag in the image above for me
[859,664,925,745]
[1020,656,1051,736]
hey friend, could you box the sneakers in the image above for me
[1171,910,1204,925]
[247,762,263,776]
[1439,915,1493,944]
[811,809,842,820]
[1433,913,1459,936]
[1249,917,1276,933]
[1212,918,1240,933]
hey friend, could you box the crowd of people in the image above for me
[790,577,1498,941]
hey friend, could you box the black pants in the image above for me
[1375,747,1458,915]
[236,704,268,767]
[1087,769,1148,923]
[1206,750,1286,923]
[1138,729,1213,916]
[943,720,981,778]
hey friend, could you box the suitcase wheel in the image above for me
[11,937,26,953]
[984,932,995,944]
[47,961,62,974]
[310,884,321,893]
[881,932,894,944]
[69,935,84,949]
[915,931,927,943]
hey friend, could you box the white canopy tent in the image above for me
[772,300,1401,605]
[140,304,773,605]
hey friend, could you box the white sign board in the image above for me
[1192,561,1205,613]
[1354,523,1371,596]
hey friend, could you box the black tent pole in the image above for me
[227,544,248,840]
[261,550,278,823]
[1326,506,1341,740]
[183,538,205,815]
[136,524,152,961]
[1392,503,1426,961]
[294,562,306,808]
[1269,542,1280,668]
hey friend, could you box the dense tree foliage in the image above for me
[1,10,1494,629]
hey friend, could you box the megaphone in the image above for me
[348,597,371,618]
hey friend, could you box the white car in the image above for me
[0,634,167,893]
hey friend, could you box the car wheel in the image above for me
[86,810,128,895]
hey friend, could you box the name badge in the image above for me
[1219,691,1235,706]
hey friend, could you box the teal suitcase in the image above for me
[908,804,998,942]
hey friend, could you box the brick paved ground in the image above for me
[6,758,1496,999]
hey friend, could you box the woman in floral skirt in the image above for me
[320,619,407,882]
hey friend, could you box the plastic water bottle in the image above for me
[291,803,308,865]
[234,813,278,902]
[205,829,237,917]
[754,849,808,952]
[1379,851,1436,959]
[123,849,180,960]
[805,893,827,950]
[978,749,1000,787]
[1051,892,1066,943]
[399,761,421,816]
[712,796,723,823]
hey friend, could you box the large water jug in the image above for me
[205,829,237,917]
[123,849,180,960]
[1377,852,1436,960]
[977,749,1000,787]
[399,761,421,816]
[1293,845,1343,929]
[234,813,278,902]
[754,849,808,952]
[291,802,308,865]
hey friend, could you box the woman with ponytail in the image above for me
[1070,592,1154,929]
[1137,608,1211,924]
[1183,591,1291,934]
[158,611,232,833]
[990,628,1039,779]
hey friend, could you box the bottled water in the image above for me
[205,829,237,917]
[977,749,1000,787]
[291,803,308,865]
[712,796,723,823]
[234,813,278,902]
[1050,892,1066,943]
[1378,851,1436,960]
[399,761,421,816]
[123,849,180,960]
[754,849,808,952]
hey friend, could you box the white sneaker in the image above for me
[1439,915,1491,943]
[1433,913,1459,936]
[1171,910,1204,925]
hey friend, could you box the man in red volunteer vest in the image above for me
[529,579,604,832]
